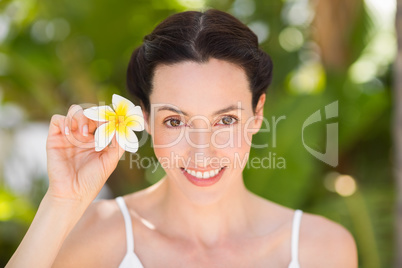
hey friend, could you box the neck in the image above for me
[154,172,255,248]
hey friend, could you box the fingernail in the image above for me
[83,125,88,137]
[65,126,70,135]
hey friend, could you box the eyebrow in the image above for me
[156,104,244,116]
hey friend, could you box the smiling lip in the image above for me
[181,167,226,187]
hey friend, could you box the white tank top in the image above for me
[116,196,303,268]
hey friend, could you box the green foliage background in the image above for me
[0,0,395,267]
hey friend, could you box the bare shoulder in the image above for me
[52,198,126,267]
[299,212,358,268]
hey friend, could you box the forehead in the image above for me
[150,58,252,114]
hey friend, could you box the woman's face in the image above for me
[145,58,265,204]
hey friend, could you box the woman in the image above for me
[7,9,357,267]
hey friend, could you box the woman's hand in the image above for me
[45,104,125,204]
[6,104,125,268]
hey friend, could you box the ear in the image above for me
[251,93,266,135]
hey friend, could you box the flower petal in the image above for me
[125,114,145,132]
[127,106,144,117]
[112,94,135,116]
[83,105,115,122]
[125,116,145,132]
[116,125,139,153]
[94,122,116,151]
[124,106,145,131]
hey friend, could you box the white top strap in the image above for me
[290,209,303,266]
[116,196,134,253]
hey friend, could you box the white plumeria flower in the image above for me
[83,94,145,153]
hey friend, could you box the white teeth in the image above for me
[184,167,223,179]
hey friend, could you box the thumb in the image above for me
[99,135,125,175]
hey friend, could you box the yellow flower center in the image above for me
[109,115,126,128]
[104,112,123,127]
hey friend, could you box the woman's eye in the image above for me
[218,116,238,126]
[164,116,238,128]
[165,118,184,128]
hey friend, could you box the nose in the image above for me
[185,117,213,149]
[184,119,220,169]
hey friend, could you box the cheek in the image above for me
[153,128,189,169]
[205,124,252,170]
[210,124,252,148]
[218,125,252,170]
[153,124,186,148]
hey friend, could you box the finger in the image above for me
[100,135,125,174]
[64,105,97,149]
[87,118,99,135]
[67,104,90,136]
[48,114,67,136]
[65,105,79,133]
[109,134,126,159]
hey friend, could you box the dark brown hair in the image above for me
[126,8,273,115]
